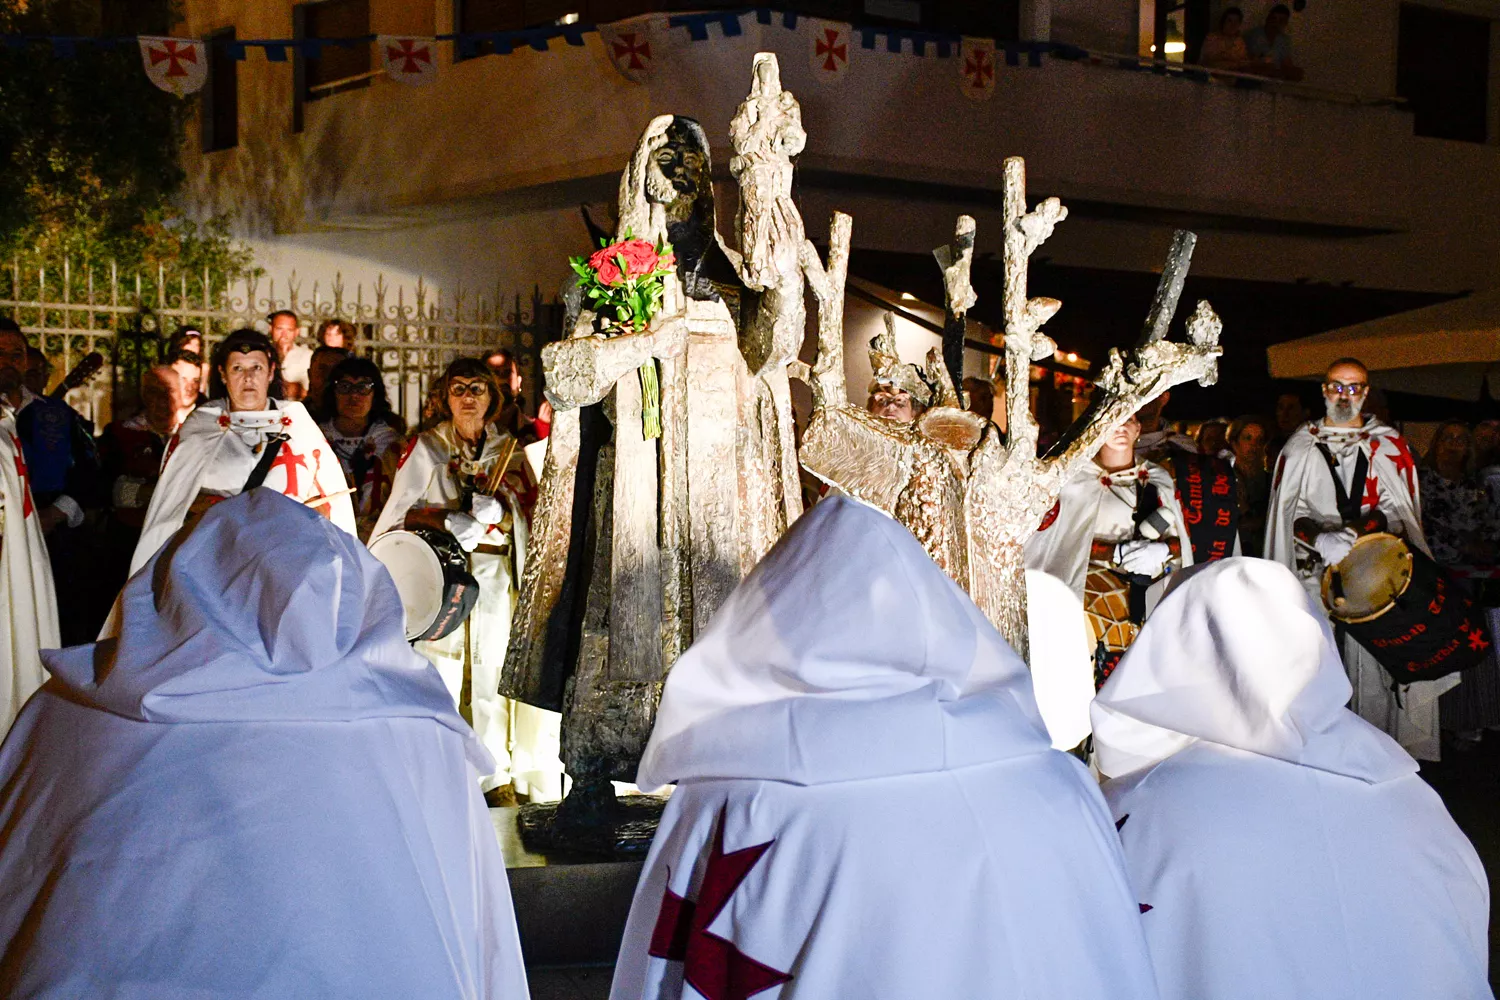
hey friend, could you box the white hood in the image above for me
[637,494,1051,789]
[1091,557,1415,783]
[48,488,488,770]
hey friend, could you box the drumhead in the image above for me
[369,530,446,640]
[1322,532,1413,622]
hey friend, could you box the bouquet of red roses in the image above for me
[569,231,677,439]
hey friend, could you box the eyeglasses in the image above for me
[334,380,375,395]
[448,382,490,398]
[1322,381,1368,397]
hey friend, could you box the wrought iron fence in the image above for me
[0,257,560,428]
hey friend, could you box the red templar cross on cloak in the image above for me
[1361,474,1381,512]
[386,38,432,74]
[648,807,792,1000]
[965,49,994,88]
[612,32,652,71]
[10,434,32,518]
[148,40,199,77]
[1386,436,1417,494]
[815,29,847,72]
[271,448,308,497]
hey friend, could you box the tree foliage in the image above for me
[0,0,252,279]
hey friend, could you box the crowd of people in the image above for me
[0,311,1492,997]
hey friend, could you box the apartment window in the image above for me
[201,29,239,153]
[298,0,372,102]
[1397,4,1490,143]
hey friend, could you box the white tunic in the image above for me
[371,421,556,798]
[1092,558,1489,1000]
[611,496,1162,1000]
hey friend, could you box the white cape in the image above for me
[129,399,355,576]
[1026,458,1191,601]
[0,490,528,1000]
[1265,418,1452,759]
[611,496,1161,1000]
[0,409,59,737]
[1093,558,1489,1000]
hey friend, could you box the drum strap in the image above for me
[242,433,290,492]
[1133,482,1160,533]
[1315,443,1368,525]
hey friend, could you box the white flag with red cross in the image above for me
[808,20,852,81]
[959,37,997,101]
[138,37,208,97]
[600,18,661,84]
[379,36,438,85]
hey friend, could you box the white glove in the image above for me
[445,511,486,552]
[470,493,506,526]
[1116,539,1171,577]
[1314,528,1357,566]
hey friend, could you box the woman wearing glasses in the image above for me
[318,357,405,542]
[370,357,553,805]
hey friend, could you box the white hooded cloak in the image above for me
[1092,558,1489,1000]
[1265,417,1452,760]
[0,408,59,738]
[610,495,1161,1000]
[0,489,528,1000]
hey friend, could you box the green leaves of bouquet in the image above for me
[568,229,678,439]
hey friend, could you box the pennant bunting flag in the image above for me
[138,36,208,96]
[600,18,660,84]
[809,20,851,81]
[959,36,997,100]
[378,35,437,85]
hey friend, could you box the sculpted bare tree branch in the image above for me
[802,212,853,409]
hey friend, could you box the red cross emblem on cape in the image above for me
[1386,435,1417,494]
[10,434,32,518]
[271,448,308,496]
[648,807,792,1000]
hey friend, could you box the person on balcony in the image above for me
[1199,7,1253,72]
[1245,4,1305,81]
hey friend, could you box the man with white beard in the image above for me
[1265,357,1446,759]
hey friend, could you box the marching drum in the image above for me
[369,528,480,642]
[1322,532,1491,683]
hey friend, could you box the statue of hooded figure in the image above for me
[503,88,807,833]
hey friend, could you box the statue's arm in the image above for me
[542,314,687,411]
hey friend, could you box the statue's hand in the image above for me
[647,314,688,361]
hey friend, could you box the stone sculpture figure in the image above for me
[502,59,812,839]
[799,158,1223,661]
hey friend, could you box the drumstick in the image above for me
[482,436,520,496]
[302,487,356,506]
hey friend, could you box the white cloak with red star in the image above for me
[0,491,528,999]
[127,400,355,577]
[0,404,59,738]
[1092,558,1489,1000]
[1265,417,1454,760]
[610,496,1160,1000]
